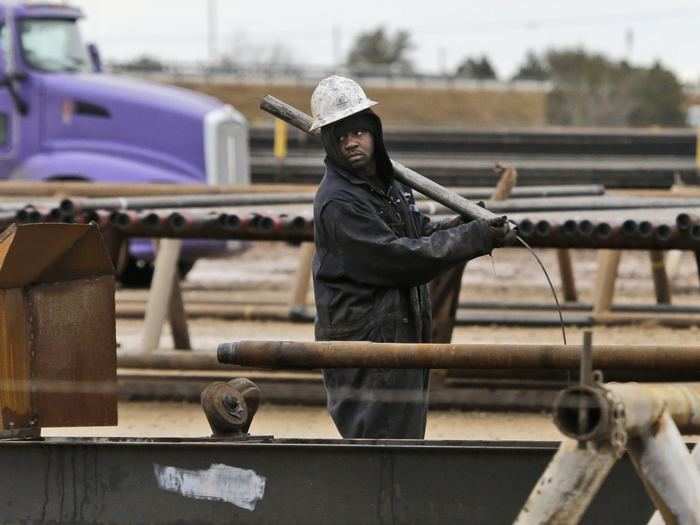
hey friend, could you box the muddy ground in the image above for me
[47,244,700,440]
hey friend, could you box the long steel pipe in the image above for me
[260,95,497,221]
[60,192,320,215]
[418,196,700,215]
[217,341,700,370]
[55,186,607,213]
[0,180,315,197]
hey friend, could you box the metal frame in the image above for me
[0,437,653,524]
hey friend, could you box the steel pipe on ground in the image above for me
[118,351,232,369]
[0,180,315,197]
[115,302,313,321]
[116,350,700,382]
[60,192,320,215]
[217,341,700,371]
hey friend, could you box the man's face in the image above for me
[338,129,374,170]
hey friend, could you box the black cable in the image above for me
[516,234,568,345]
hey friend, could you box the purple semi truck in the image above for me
[0,2,250,284]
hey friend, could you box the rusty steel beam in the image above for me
[217,340,700,371]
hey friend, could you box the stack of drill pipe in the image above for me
[514,213,700,250]
[7,201,700,253]
[99,209,700,251]
[89,208,315,242]
[14,206,700,252]
[417,195,700,215]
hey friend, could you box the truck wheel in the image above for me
[118,257,195,288]
[118,256,155,288]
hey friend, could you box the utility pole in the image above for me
[207,0,218,63]
[625,28,634,62]
[438,47,447,78]
[332,25,341,68]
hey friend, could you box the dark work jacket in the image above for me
[313,159,494,439]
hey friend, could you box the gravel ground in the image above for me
[43,403,560,441]
[97,244,700,440]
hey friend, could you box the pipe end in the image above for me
[577,220,593,236]
[59,198,75,214]
[638,221,653,238]
[594,222,612,239]
[622,219,638,237]
[517,219,534,236]
[217,342,239,364]
[677,213,692,231]
[655,224,672,242]
[553,385,610,442]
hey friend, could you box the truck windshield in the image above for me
[19,19,90,73]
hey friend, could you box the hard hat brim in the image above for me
[309,99,378,132]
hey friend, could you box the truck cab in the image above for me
[0,2,250,283]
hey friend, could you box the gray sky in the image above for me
[72,0,700,82]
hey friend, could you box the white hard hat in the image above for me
[309,75,378,132]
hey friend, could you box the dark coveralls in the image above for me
[313,111,494,439]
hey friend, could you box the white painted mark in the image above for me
[153,463,266,511]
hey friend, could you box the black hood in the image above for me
[320,109,393,182]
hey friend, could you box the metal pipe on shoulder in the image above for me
[260,95,497,222]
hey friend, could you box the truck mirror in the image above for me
[87,43,102,73]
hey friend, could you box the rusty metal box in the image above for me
[0,223,117,434]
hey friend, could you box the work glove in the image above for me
[444,203,484,228]
[487,216,517,247]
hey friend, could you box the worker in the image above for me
[311,75,512,439]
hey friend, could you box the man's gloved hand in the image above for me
[487,216,517,247]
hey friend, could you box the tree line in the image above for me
[346,27,686,127]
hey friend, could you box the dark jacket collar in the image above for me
[324,157,395,195]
